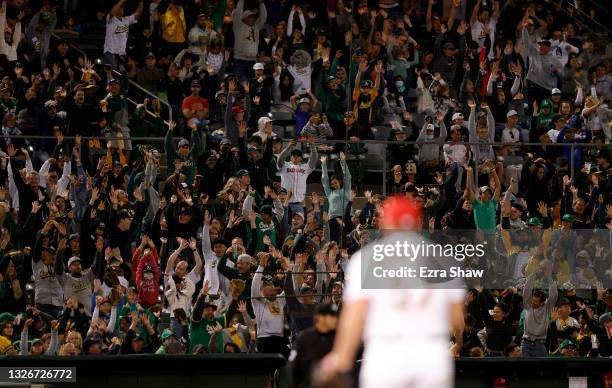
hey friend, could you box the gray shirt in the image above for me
[522,272,558,341]
[522,28,562,90]
[32,260,63,307]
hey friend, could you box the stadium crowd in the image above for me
[0,0,610,383]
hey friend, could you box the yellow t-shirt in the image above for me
[0,335,12,354]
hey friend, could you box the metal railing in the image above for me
[111,69,173,124]
[6,134,607,196]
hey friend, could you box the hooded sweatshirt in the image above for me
[135,248,160,308]
[232,0,267,61]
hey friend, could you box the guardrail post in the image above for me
[570,143,575,182]
[382,146,387,196]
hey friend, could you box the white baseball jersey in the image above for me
[344,250,465,388]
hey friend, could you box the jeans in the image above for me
[170,317,184,339]
[521,339,548,357]
[35,304,63,320]
[232,59,255,82]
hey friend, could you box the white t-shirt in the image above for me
[104,14,137,56]
[547,129,560,142]
[471,19,496,59]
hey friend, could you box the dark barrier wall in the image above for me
[1,355,612,388]
[0,354,286,388]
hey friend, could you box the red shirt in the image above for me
[181,96,209,112]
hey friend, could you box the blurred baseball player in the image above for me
[319,196,465,388]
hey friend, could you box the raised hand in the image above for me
[537,201,547,216]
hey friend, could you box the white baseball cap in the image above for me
[506,110,519,118]
[452,112,464,121]
[426,124,435,131]
[258,116,272,131]
[253,62,265,70]
[551,88,562,95]
[297,98,311,105]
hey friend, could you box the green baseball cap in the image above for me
[526,217,542,227]
[0,312,15,325]
[160,329,176,342]
[562,214,575,222]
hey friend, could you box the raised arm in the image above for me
[464,166,474,202]
[242,193,255,218]
[109,0,126,18]
[321,157,331,197]
[523,272,536,308]
[276,140,294,170]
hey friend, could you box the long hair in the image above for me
[217,177,240,202]
[278,70,295,101]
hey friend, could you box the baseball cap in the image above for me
[562,213,575,222]
[526,217,542,227]
[42,245,57,255]
[108,78,120,85]
[556,297,571,307]
[551,88,562,95]
[300,285,316,294]
[237,254,251,263]
[69,233,80,241]
[537,39,551,46]
[479,186,493,195]
[293,211,305,220]
[253,62,265,71]
[191,79,201,87]
[506,110,519,118]
[242,10,257,19]
[425,123,435,131]
[202,301,218,310]
[236,169,250,177]
[314,303,338,316]
[442,41,456,49]
[451,112,464,121]
[0,312,15,325]
[232,105,246,114]
[220,138,231,145]
[381,196,422,230]
[178,138,190,148]
[260,205,273,216]
[145,52,155,59]
[290,149,303,157]
[360,80,374,88]
[67,256,81,266]
[297,97,310,105]
[257,116,271,131]
[247,145,259,153]
[160,329,176,342]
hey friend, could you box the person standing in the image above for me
[232,0,267,81]
[103,0,143,69]
[521,263,558,357]
[277,136,318,215]
[290,304,338,388]
[320,196,465,388]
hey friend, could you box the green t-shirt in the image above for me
[189,316,226,353]
[472,198,497,234]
